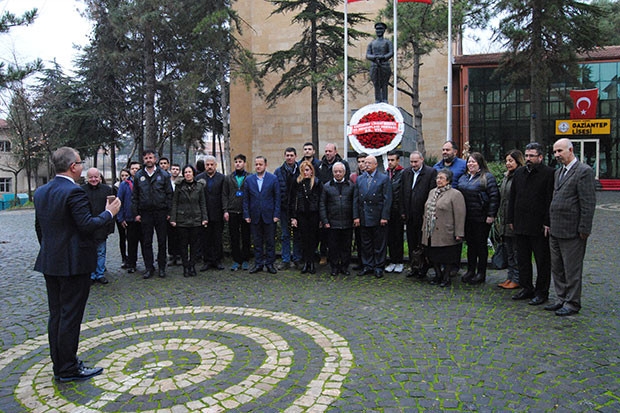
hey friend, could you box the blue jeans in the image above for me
[280,208,302,263]
[90,241,106,280]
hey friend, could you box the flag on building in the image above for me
[570,89,598,119]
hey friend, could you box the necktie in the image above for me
[559,167,567,182]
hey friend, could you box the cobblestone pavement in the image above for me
[0,192,619,412]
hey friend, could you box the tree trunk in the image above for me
[310,14,319,150]
[411,50,426,156]
[144,20,157,150]
[221,63,231,174]
[530,0,544,142]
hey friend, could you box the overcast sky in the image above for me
[1,0,92,73]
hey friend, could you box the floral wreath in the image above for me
[348,103,404,156]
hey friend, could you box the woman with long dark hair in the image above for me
[290,160,323,274]
[458,152,500,285]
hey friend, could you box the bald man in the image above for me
[546,138,596,316]
[353,155,392,278]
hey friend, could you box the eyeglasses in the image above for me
[73,161,86,165]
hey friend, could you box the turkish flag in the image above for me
[570,89,598,119]
[399,0,432,3]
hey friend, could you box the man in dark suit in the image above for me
[400,151,437,278]
[353,155,392,278]
[197,155,226,271]
[34,147,121,382]
[546,138,596,316]
[507,142,555,305]
[243,156,281,274]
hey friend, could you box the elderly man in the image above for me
[197,155,226,271]
[34,147,120,382]
[320,162,355,276]
[81,168,115,284]
[353,155,392,278]
[400,151,437,278]
[546,138,596,316]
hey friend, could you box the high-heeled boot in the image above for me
[301,262,309,274]
[309,261,316,274]
[429,265,442,285]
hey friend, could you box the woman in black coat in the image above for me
[290,160,323,274]
[457,152,500,285]
[170,165,208,277]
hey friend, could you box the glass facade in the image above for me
[467,62,620,178]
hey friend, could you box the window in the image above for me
[0,140,11,152]
[0,178,11,193]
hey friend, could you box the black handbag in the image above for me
[492,242,508,270]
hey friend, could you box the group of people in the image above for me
[33,137,595,383]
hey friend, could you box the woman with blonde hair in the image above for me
[290,160,323,274]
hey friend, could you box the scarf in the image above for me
[424,184,451,238]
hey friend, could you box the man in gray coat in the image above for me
[546,138,596,316]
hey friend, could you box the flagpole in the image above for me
[393,0,398,107]
[446,0,452,141]
[344,0,349,160]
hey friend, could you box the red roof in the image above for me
[455,45,620,66]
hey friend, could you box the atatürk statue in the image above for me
[366,22,394,104]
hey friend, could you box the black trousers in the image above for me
[387,210,404,264]
[297,211,320,263]
[125,221,141,268]
[327,228,353,270]
[167,222,181,258]
[177,225,202,268]
[360,225,388,271]
[140,210,168,270]
[406,217,423,256]
[228,212,251,264]
[202,220,224,265]
[516,233,551,298]
[464,220,491,275]
[45,274,91,376]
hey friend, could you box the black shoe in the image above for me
[158,268,166,278]
[97,276,109,285]
[215,263,225,270]
[143,269,154,279]
[189,266,197,277]
[56,366,103,382]
[266,265,277,274]
[121,263,128,269]
[127,267,136,274]
[374,270,384,279]
[468,273,486,285]
[277,262,291,270]
[249,265,263,274]
[439,277,451,288]
[528,296,548,306]
[555,307,579,316]
[199,264,210,272]
[512,289,535,300]
[461,270,475,283]
[340,267,350,276]
[309,262,316,274]
[301,263,309,274]
[183,267,190,277]
[357,268,373,276]
[544,302,563,311]
[352,263,363,271]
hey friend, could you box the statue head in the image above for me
[374,22,387,37]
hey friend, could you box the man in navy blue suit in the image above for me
[243,156,281,274]
[353,155,393,278]
[34,147,121,382]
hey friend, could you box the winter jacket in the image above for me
[457,171,499,223]
[222,170,249,214]
[289,177,322,218]
[320,179,355,229]
[132,167,173,215]
[170,180,208,227]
